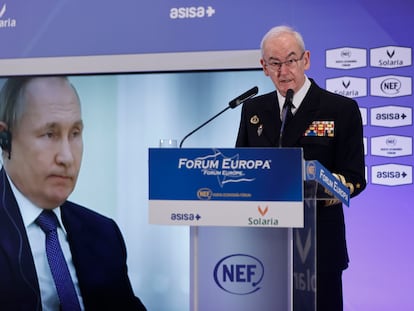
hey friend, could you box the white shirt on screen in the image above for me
[7,175,85,311]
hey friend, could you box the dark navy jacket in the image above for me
[0,169,146,311]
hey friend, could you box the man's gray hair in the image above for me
[260,25,306,57]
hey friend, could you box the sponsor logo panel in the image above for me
[360,107,367,126]
[370,46,412,68]
[326,76,367,98]
[364,137,367,156]
[326,47,367,69]
[371,135,412,157]
[370,75,412,97]
[370,106,412,127]
[371,164,412,186]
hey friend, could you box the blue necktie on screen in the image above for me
[36,210,82,311]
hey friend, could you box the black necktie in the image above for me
[283,101,294,125]
[36,210,82,311]
[279,101,295,147]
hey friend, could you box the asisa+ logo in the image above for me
[213,254,264,295]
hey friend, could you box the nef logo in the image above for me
[340,49,352,58]
[214,254,264,295]
[381,78,400,94]
[370,75,412,97]
[197,188,212,200]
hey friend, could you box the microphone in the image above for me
[229,86,259,108]
[179,86,259,148]
[278,88,294,147]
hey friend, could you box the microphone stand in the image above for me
[179,86,258,148]
[179,106,230,148]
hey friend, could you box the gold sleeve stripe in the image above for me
[333,173,355,195]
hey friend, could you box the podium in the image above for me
[149,148,349,311]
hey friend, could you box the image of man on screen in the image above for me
[0,76,146,311]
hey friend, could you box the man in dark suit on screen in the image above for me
[0,76,146,311]
[236,25,366,311]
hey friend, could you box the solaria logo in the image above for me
[0,4,5,18]
[0,4,17,28]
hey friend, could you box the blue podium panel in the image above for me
[149,148,304,227]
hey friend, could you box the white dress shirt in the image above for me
[7,175,84,311]
[277,75,312,119]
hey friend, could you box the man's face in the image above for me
[260,33,310,96]
[6,77,83,209]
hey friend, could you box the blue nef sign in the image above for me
[213,254,264,295]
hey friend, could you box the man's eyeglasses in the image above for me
[264,51,305,71]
